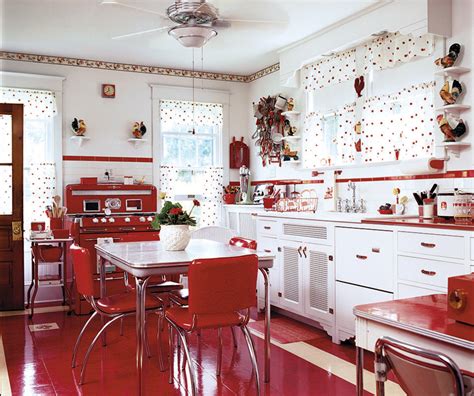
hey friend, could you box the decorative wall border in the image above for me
[0,51,279,83]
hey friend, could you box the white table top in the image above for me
[95,239,275,277]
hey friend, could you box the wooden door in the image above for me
[0,104,24,310]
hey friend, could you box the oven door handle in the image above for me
[84,237,122,242]
[94,276,125,282]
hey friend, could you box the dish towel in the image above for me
[322,170,337,211]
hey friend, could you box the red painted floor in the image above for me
[1,310,373,395]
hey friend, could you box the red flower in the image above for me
[193,199,201,207]
[169,207,183,215]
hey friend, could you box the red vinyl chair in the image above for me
[374,336,467,396]
[165,254,260,395]
[168,237,258,348]
[70,244,164,384]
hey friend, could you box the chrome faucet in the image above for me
[340,181,366,213]
[347,181,357,211]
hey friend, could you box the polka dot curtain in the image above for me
[201,166,224,227]
[303,103,356,168]
[0,88,57,119]
[160,100,223,130]
[25,163,56,222]
[364,32,435,72]
[302,49,357,91]
[361,81,435,163]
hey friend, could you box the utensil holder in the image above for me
[49,217,63,230]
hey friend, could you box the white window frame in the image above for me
[150,84,230,192]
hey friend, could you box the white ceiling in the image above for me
[3,0,379,75]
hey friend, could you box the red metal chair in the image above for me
[374,336,467,396]
[70,244,164,384]
[166,255,260,395]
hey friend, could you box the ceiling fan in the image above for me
[101,0,285,48]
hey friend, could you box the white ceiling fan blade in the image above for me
[100,1,168,18]
[112,26,171,40]
[219,17,287,25]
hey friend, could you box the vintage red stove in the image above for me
[64,182,159,315]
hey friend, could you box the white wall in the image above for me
[1,59,248,187]
[247,0,473,214]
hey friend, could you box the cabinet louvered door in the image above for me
[238,212,256,240]
[303,243,334,324]
[279,239,304,314]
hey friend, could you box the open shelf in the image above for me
[283,136,301,140]
[282,160,301,164]
[282,111,301,116]
[70,136,90,147]
[436,104,471,113]
[434,66,471,77]
[437,141,471,158]
[127,138,148,148]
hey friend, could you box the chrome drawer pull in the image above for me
[264,249,272,253]
[421,242,436,248]
[263,226,271,230]
[356,254,368,260]
[297,246,303,258]
[372,248,380,253]
[421,269,436,276]
[302,246,307,258]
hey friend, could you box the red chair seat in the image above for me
[97,292,161,315]
[166,306,244,331]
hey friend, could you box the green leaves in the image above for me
[151,201,197,230]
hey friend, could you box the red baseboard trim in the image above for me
[63,155,153,163]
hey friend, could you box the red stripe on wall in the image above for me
[229,169,474,186]
[63,155,153,163]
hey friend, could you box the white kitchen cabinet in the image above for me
[397,283,443,299]
[398,231,465,261]
[303,243,334,327]
[336,227,394,292]
[279,239,305,314]
[258,235,280,307]
[335,281,393,341]
[223,205,263,239]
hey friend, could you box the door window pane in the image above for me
[0,115,12,163]
[0,166,13,215]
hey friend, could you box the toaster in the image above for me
[447,273,474,326]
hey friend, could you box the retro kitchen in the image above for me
[0,0,473,395]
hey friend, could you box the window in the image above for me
[303,32,436,168]
[159,99,224,226]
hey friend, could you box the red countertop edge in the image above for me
[361,217,474,231]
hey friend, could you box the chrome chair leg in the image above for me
[79,315,124,385]
[157,312,165,372]
[172,323,197,396]
[217,328,223,376]
[182,332,189,372]
[168,322,174,384]
[144,315,152,358]
[242,325,261,396]
[231,326,238,348]
[71,311,98,368]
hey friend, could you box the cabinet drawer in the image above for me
[336,281,393,334]
[336,228,394,292]
[398,255,467,288]
[397,283,442,299]
[398,232,464,260]
[256,219,279,236]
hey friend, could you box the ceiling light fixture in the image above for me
[168,25,217,48]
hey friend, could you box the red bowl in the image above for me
[378,209,393,215]
[223,193,236,204]
[38,246,63,262]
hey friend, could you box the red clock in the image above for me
[102,84,116,98]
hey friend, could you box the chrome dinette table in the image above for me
[95,239,275,395]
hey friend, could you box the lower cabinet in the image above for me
[279,238,335,332]
[335,281,393,341]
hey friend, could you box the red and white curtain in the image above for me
[0,87,57,118]
[363,32,435,72]
[361,81,435,163]
[160,99,223,129]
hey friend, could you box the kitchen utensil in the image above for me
[429,184,438,198]
[413,193,423,206]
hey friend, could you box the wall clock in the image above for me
[102,84,116,98]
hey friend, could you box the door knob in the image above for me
[12,221,23,241]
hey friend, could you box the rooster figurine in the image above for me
[439,79,463,105]
[132,121,147,139]
[435,43,461,68]
[71,118,86,136]
[437,114,466,142]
